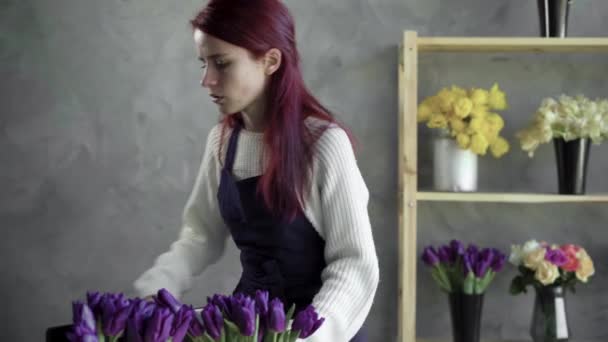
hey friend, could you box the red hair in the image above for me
[190,0,354,222]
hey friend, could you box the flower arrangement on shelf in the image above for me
[417,83,511,158]
[67,288,324,342]
[421,240,507,294]
[509,239,595,294]
[516,94,608,157]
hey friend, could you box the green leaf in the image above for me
[285,303,296,323]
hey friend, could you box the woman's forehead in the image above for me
[194,29,239,58]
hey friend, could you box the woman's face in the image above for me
[194,29,267,115]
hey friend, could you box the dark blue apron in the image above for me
[217,123,367,341]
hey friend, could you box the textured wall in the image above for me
[1,0,607,340]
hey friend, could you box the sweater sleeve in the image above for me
[307,127,380,341]
[133,126,229,299]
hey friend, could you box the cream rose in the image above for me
[535,260,559,285]
[524,247,546,270]
[576,249,595,283]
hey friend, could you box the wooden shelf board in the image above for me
[417,192,608,203]
[414,36,608,53]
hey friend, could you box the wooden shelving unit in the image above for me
[397,31,608,342]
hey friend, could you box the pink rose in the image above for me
[560,244,580,272]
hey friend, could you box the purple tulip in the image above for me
[268,298,286,332]
[144,307,174,342]
[86,292,103,317]
[450,240,465,259]
[189,313,206,337]
[474,248,494,277]
[255,290,269,316]
[545,248,568,266]
[490,248,507,272]
[72,301,96,334]
[103,305,132,336]
[437,245,451,263]
[421,246,440,266]
[125,310,145,342]
[463,252,473,275]
[207,294,231,318]
[229,294,256,336]
[67,302,97,342]
[466,244,479,261]
[201,304,223,339]
[171,306,193,342]
[156,288,182,314]
[292,305,325,338]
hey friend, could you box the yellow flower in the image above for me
[427,113,447,129]
[535,260,560,285]
[523,247,546,270]
[575,249,595,283]
[449,117,466,134]
[470,104,489,118]
[470,133,489,155]
[453,97,473,118]
[456,133,471,149]
[468,117,484,132]
[450,85,468,98]
[486,112,505,131]
[437,89,457,112]
[417,103,433,122]
[488,83,508,110]
[469,88,489,106]
[490,136,510,158]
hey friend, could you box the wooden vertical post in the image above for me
[398,30,418,342]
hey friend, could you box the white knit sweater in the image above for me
[133,119,379,341]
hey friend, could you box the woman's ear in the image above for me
[264,48,282,75]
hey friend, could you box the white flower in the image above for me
[509,240,540,266]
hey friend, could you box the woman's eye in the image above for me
[215,60,230,69]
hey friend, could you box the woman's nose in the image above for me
[201,70,217,88]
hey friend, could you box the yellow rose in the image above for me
[486,113,505,131]
[427,113,447,129]
[575,249,595,283]
[418,103,433,122]
[488,83,508,110]
[523,247,546,270]
[468,117,484,133]
[450,85,467,98]
[471,104,488,118]
[453,97,473,118]
[535,260,559,285]
[449,117,466,134]
[490,137,510,158]
[437,89,457,112]
[470,88,489,106]
[456,133,471,149]
[470,133,489,155]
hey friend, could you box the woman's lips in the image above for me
[210,94,224,104]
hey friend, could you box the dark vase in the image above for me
[530,285,570,342]
[537,0,572,37]
[553,138,591,194]
[448,292,484,342]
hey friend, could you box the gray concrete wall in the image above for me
[1,0,607,340]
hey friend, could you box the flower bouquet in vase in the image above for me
[59,288,324,342]
[421,240,507,342]
[417,83,510,192]
[516,94,608,194]
[509,239,595,342]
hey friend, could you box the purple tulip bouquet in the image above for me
[67,288,324,342]
[421,240,507,294]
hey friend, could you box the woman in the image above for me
[134,1,379,341]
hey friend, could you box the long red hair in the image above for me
[190,0,354,221]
